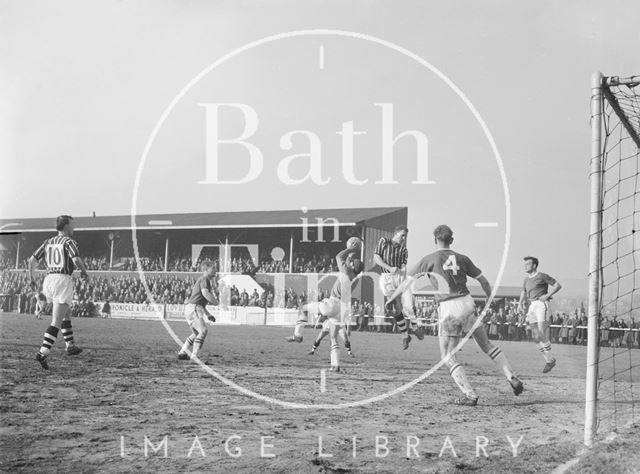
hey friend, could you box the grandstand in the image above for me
[0,207,407,274]
[1,206,529,323]
[0,207,408,317]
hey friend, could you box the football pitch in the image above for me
[1,313,638,473]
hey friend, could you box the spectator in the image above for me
[101,299,111,318]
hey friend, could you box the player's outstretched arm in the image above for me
[335,248,352,273]
[475,274,493,299]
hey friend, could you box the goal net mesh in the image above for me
[594,75,640,436]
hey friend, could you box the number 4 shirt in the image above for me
[408,249,483,303]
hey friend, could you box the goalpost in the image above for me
[585,72,640,446]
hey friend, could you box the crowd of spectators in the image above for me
[0,270,332,313]
[477,302,640,349]
[0,255,13,271]
[14,251,340,274]
[2,269,639,349]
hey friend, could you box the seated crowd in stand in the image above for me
[0,270,329,314]
[4,252,339,274]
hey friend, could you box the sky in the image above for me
[1,0,639,295]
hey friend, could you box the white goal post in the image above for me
[585,72,640,447]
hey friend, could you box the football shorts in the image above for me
[379,273,415,317]
[437,294,477,337]
[42,273,74,306]
[184,303,213,325]
[318,297,349,323]
[379,273,404,297]
[526,300,548,325]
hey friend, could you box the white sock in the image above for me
[538,342,555,362]
[294,312,308,338]
[191,336,205,359]
[450,363,477,398]
[330,342,340,368]
[180,335,195,354]
[487,346,514,380]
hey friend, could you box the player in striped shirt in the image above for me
[517,256,562,373]
[386,225,523,406]
[29,215,89,370]
[374,225,423,350]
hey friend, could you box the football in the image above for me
[346,236,362,250]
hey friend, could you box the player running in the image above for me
[29,215,89,370]
[287,238,364,372]
[386,225,524,406]
[374,225,423,350]
[517,256,562,373]
[177,260,218,361]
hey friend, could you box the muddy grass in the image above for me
[1,313,638,473]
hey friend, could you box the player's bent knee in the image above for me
[443,354,458,367]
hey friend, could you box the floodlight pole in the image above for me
[289,233,294,273]
[585,71,603,447]
[15,240,20,270]
[164,235,169,272]
[224,235,229,273]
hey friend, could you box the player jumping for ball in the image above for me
[386,225,524,406]
[29,215,89,370]
[177,260,218,361]
[287,238,364,372]
[374,225,424,350]
[517,256,562,373]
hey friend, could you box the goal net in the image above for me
[585,72,640,446]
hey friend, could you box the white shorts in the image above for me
[379,273,404,297]
[303,298,349,326]
[42,274,74,306]
[184,304,212,325]
[526,300,548,325]
[379,273,415,317]
[318,297,349,323]
[438,294,477,337]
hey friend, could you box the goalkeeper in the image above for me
[178,260,218,361]
[287,239,364,372]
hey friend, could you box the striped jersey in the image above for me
[374,237,407,273]
[32,235,80,275]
